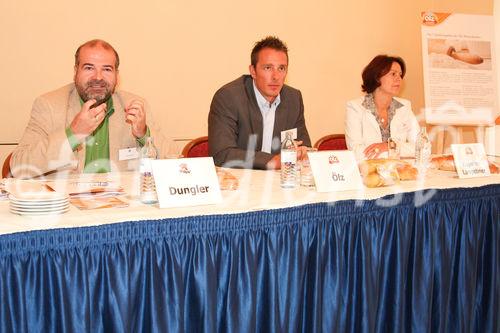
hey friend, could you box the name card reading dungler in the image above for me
[451,143,490,178]
[307,150,363,192]
[151,157,222,208]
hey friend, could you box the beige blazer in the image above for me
[344,96,419,161]
[11,83,165,178]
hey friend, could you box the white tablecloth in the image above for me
[1,167,499,236]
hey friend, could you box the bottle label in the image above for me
[281,150,297,164]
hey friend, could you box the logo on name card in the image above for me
[179,163,191,174]
[328,155,340,164]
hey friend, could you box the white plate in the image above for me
[10,207,70,216]
[10,204,69,211]
[10,204,69,212]
[9,192,68,202]
[10,201,69,209]
[10,199,69,207]
[10,198,69,207]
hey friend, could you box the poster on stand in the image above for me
[421,12,497,125]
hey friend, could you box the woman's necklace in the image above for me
[378,108,388,127]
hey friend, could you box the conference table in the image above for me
[0,166,498,332]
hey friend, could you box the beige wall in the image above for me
[497,0,500,109]
[0,0,493,158]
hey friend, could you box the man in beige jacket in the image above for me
[11,39,164,178]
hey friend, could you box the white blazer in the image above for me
[345,96,419,161]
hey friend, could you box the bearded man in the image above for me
[10,39,163,178]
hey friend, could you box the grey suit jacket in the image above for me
[208,75,311,169]
[11,83,165,178]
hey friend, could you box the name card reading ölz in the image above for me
[307,150,363,192]
[451,143,491,178]
[151,157,222,208]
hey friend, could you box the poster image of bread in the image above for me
[428,38,492,70]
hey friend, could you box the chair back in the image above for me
[181,136,209,158]
[2,153,12,178]
[314,134,347,151]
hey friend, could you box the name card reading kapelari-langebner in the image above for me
[451,143,491,178]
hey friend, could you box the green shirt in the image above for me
[65,98,149,173]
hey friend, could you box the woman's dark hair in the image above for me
[361,55,406,93]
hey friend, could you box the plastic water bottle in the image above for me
[140,137,159,204]
[280,132,297,188]
[415,127,431,169]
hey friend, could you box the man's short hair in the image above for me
[74,39,120,69]
[251,36,288,67]
[361,54,406,93]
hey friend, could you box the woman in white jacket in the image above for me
[345,55,419,161]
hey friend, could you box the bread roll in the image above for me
[430,155,456,171]
[363,173,384,188]
[216,168,239,190]
[431,155,499,174]
[489,161,499,174]
[396,164,418,180]
[359,159,417,187]
[359,159,399,176]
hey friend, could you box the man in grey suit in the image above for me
[208,36,311,170]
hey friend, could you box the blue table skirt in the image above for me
[0,185,498,333]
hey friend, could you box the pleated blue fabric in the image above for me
[0,184,498,333]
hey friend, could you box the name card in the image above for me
[151,157,222,208]
[451,143,490,178]
[308,150,363,192]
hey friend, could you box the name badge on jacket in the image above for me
[281,128,297,142]
[119,147,139,161]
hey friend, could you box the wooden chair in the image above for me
[181,136,209,158]
[313,134,347,151]
[2,153,12,178]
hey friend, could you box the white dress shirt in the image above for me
[253,81,281,153]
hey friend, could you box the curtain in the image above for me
[0,184,498,332]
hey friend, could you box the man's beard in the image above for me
[76,79,114,106]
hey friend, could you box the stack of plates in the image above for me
[9,192,69,216]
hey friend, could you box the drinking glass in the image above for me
[300,148,316,187]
